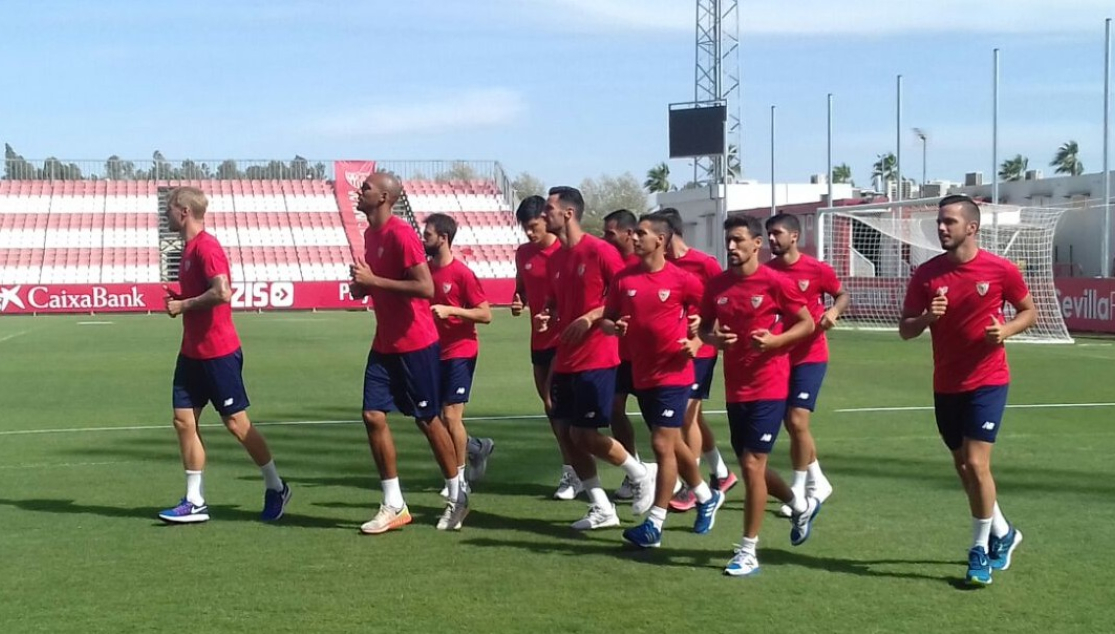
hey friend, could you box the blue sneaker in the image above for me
[159,498,210,524]
[724,547,761,577]
[261,481,291,521]
[622,519,662,548]
[693,489,724,535]
[989,526,1022,571]
[790,497,821,546]
[966,546,993,586]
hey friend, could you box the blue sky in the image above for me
[0,0,1111,189]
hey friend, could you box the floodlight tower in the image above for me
[693,0,741,186]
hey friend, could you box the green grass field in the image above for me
[2,311,1114,633]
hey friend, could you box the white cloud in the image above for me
[526,0,1111,36]
[310,88,527,138]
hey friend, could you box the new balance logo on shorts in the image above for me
[797,392,810,400]
[418,401,428,408]
[223,398,234,407]
[456,387,466,395]
[982,421,996,431]
[662,409,675,418]
[760,433,773,442]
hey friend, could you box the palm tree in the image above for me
[999,154,1029,181]
[871,153,897,187]
[832,163,852,185]
[1050,140,1084,176]
[643,162,671,193]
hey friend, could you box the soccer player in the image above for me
[600,214,725,548]
[537,186,656,530]
[602,208,643,501]
[699,215,820,577]
[899,195,1032,585]
[423,213,493,501]
[656,208,737,511]
[511,195,579,499]
[158,186,289,524]
[350,172,466,534]
[765,213,847,517]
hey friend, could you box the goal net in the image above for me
[817,198,1073,343]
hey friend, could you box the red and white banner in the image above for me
[1053,278,1115,333]
[333,160,377,222]
[0,279,519,315]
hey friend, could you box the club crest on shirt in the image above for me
[376,247,384,259]
[976,281,990,296]
[577,264,586,277]
[442,283,452,294]
[936,285,949,296]
[627,289,637,297]
[717,297,729,305]
[524,263,533,270]
[658,289,670,301]
[798,280,809,291]
[182,259,192,272]
[751,295,764,308]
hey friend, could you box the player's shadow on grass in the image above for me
[460,535,726,569]
[760,549,958,583]
[0,497,348,529]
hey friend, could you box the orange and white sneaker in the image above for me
[360,504,413,535]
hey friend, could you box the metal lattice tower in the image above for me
[693,0,741,186]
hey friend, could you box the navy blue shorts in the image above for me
[441,356,477,405]
[172,349,250,417]
[615,360,634,396]
[363,343,442,420]
[788,362,828,412]
[690,357,718,401]
[551,368,617,428]
[933,384,1009,451]
[635,385,691,429]
[531,347,557,368]
[726,400,787,455]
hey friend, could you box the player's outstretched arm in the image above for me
[354,261,435,299]
[433,301,493,324]
[820,287,851,330]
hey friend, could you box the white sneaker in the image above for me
[724,547,761,577]
[554,467,583,501]
[630,463,658,516]
[436,497,470,531]
[777,504,793,518]
[614,476,635,500]
[466,437,496,482]
[571,503,620,530]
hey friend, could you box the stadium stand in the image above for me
[0,177,522,284]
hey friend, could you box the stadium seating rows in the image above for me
[0,178,522,285]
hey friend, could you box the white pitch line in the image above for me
[0,331,28,344]
[0,460,139,470]
[835,402,1115,413]
[77,321,114,326]
[0,410,734,437]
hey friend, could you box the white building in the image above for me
[655,180,856,256]
[955,170,1115,276]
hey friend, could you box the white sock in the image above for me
[185,470,204,505]
[972,517,992,551]
[991,502,1010,538]
[648,506,667,530]
[791,470,808,501]
[260,460,282,492]
[806,460,827,485]
[692,481,713,504]
[740,535,759,555]
[620,455,648,480]
[582,477,611,508]
[789,491,807,515]
[447,474,461,504]
[703,448,729,479]
[382,477,404,510]
[457,464,467,486]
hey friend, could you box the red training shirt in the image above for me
[516,240,561,352]
[606,262,702,390]
[766,253,842,366]
[363,216,439,354]
[430,258,487,360]
[668,247,722,360]
[548,234,625,373]
[178,231,240,360]
[700,266,807,402]
[902,250,1029,393]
